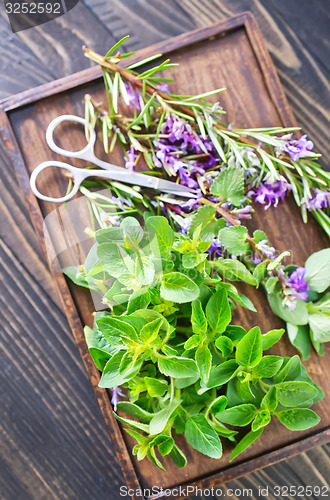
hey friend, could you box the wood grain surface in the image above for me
[0,2,329,500]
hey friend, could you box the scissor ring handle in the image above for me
[46,115,96,160]
[30,161,85,203]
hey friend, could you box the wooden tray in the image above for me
[1,12,329,500]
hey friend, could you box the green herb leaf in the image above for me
[216,404,257,426]
[99,352,141,388]
[276,381,318,406]
[188,206,225,241]
[286,323,310,360]
[210,167,245,206]
[251,410,271,431]
[195,345,212,384]
[211,258,256,285]
[160,272,199,303]
[144,377,168,397]
[135,256,155,285]
[265,276,279,294]
[261,329,285,350]
[149,399,181,435]
[115,413,150,433]
[182,252,199,269]
[219,283,257,312]
[260,386,278,412]
[97,316,138,346]
[218,226,249,256]
[116,402,154,423]
[146,447,165,471]
[253,230,268,244]
[105,35,130,58]
[252,356,283,378]
[185,414,222,459]
[175,376,199,389]
[204,359,239,390]
[63,266,96,290]
[304,248,330,293]
[97,242,132,278]
[140,318,163,344]
[273,355,301,383]
[95,227,124,244]
[152,435,174,456]
[236,327,263,368]
[206,395,227,416]
[206,288,231,334]
[215,336,233,358]
[191,299,208,334]
[253,261,267,287]
[267,251,290,271]
[308,311,330,343]
[145,216,175,259]
[169,445,187,468]
[268,293,308,325]
[158,356,198,378]
[276,408,320,431]
[127,289,151,314]
[230,428,263,461]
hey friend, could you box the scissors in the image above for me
[30,115,197,203]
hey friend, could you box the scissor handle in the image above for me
[46,114,96,161]
[30,161,87,203]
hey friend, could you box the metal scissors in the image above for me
[30,115,197,203]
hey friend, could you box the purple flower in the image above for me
[154,143,183,175]
[256,240,276,259]
[112,196,133,209]
[124,146,139,171]
[232,205,253,219]
[180,190,202,212]
[252,253,262,265]
[282,135,315,161]
[287,267,309,299]
[177,166,199,189]
[304,189,330,211]
[282,296,298,311]
[180,217,192,234]
[152,113,220,191]
[124,82,141,111]
[157,83,169,93]
[208,238,223,256]
[249,176,291,209]
[281,267,310,309]
[110,386,125,410]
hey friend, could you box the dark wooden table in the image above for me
[0,2,329,499]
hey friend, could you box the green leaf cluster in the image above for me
[66,216,323,470]
[262,249,330,357]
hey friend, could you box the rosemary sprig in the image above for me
[81,40,329,237]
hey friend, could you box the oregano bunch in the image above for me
[65,215,323,470]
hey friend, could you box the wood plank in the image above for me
[83,0,195,50]
[0,4,329,499]
[0,136,60,306]
[0,2,115,92]
[0,14,52,98]
[0,238,123,500]
[3,18,329,497]
[150,0,330,165]
[15,1,115,76]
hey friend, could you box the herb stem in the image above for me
[199,197,261,255]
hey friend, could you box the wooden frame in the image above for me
[1,12,329,500]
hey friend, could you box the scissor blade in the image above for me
[103,168,197,198]
[156,178,198,198]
